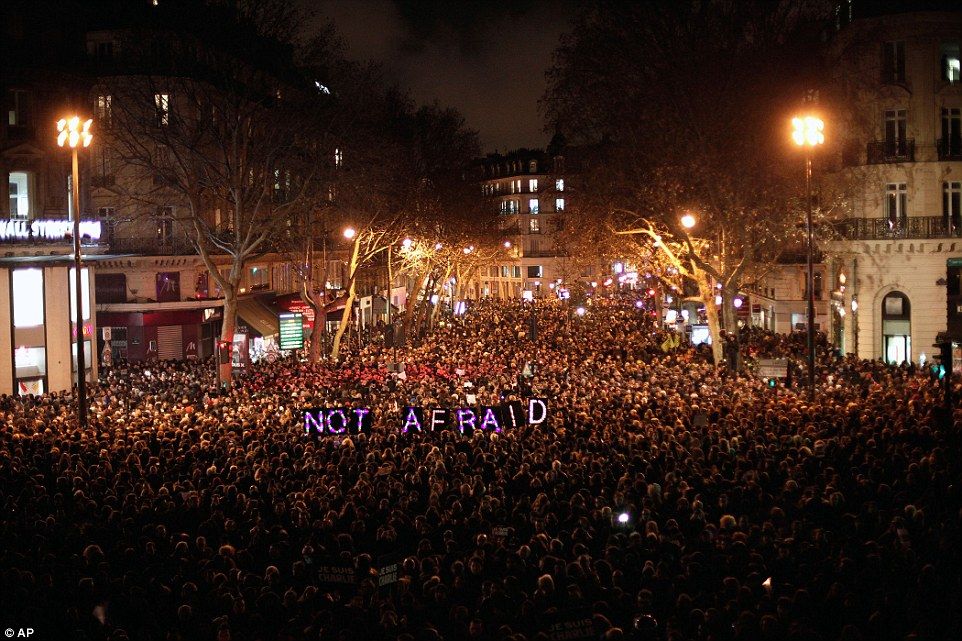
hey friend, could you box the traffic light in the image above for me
[933,340,952,381]
[768,377,777,389]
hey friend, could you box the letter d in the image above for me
[528,398,547,425]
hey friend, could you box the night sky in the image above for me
[308,0,578,153]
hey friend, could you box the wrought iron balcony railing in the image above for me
[833,215,962,240]
[110,235,197,255]
[866,139,915,164]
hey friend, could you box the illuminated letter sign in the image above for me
[303,407,372,435]
[528,398,548,425]
[0,219,102,242]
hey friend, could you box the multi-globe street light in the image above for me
[792,115,825,400]
[57,116,92,429]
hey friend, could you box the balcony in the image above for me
[938,138,962,161]
[110,235,196,255]
[833,216,961,240]
[866,139,914,164]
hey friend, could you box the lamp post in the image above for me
[792,115,825,400]
[57,116,93,428]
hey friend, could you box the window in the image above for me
[95,94,112,127]
[529,218,540,233]
[945,181,962,233]
[513,266,522,278]
[8,171,30,219]
[528,198,539,214]
[96,40,113,60]
[943,42,961,83]
[250,266,270,289]
[881,291,911,365]
[157,206,173,245]
[98,206,115,218]
[883,109,907,155]
[556,178,564,192]
[507,200,519,214]
[154,93,169,126]
[501,265,509,278]
[12,269,44,327]
[96,145,113,178]
[527,265,543,278]
[69,267,91,322]
[882,41,905,84]
[529,178,538,192]
[885,183,908,227]
[334,148,343,167]
[941,108,961,158]
[529,160,538,172]
[555,198,565,212]
[7,89,28,126]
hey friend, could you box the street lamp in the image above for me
[57,116,93,429]
[343,227,357,240]
[402,237,413,249]
[792,114,825,400]
[680,213,696,230]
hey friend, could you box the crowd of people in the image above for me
[1,298,960,641]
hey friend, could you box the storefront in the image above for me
[0,258,97,396]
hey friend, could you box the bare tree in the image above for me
[95,7,335,384]
[543,0,838,363]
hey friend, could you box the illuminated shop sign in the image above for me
[0,219,102,241]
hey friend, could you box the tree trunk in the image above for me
[331,239,361,361]
[696,272,723,365]
[331,279,355,361]
[721,285,738,337]
[404,268,429,337]
[219,291,237,386]
[429,264,453,330]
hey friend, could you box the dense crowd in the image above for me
[1,299,960,641]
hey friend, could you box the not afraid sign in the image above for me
[302,399,548,436]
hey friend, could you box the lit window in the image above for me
[885,183,908,226]
[529,179,538,192]
[943,42,961,83]
[529,218,540,233]
[334,148,343,167]
[8,171,31,220]
[527,265,543,278]
[555,198,565,212]
[69,267,91,321]
[7,89,28,127]
[154,93,169,126]
[513,266,522,278]
[13,269,44,327]
[556,178,564,192]
[528,198,539,214]
[96,94,112,126]
[529,160,538,172]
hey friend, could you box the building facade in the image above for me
[478,149,574,298]
[827,1,962,363]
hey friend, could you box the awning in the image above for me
[237,296,278,338]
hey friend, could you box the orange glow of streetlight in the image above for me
[402,237,413,249]
[791,116,825,147]
[680,213,696,229]
[57,116,93,149]
[503,240,512,249]
[343,227,356,240]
